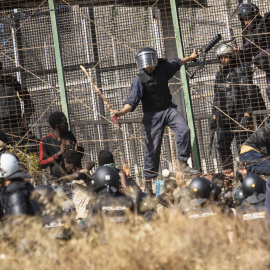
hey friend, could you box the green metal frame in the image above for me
[169,0,201,171]
[48,0,70,125]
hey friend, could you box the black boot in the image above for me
[144,178,154,196]
[178,160,200,176]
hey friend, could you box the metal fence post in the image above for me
[48,0,70,124]
[13,9,27,89]
[169,0,201,171]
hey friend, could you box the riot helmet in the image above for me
[188,177,213,206]
[0,152,32,180]
[136,47,158,70]
[215,44,235,59]
[93,166,120,192]
[237,3,260,19]
[242,174,266,204]
[233,184,245,206]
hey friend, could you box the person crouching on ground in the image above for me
[58,150,95,221]
[39,111,84,179]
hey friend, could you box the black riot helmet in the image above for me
[136,47,158,70]
[237,3,260,19]
[233,184,245,206]
[93,166,120,192]
[242,174,266,204]
[188,177,213,206]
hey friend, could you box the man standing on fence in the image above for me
[211,43,266,173]
[112,47,199,195]
[0,62,34,145]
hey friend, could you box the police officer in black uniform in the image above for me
[0,62,34,145]
[211,43,265,171]
[0,151,35,216]
[84,166,154,228]
[237,174,266,222]
[32,184,75,239]
[113,47,200,194]
[236,3,270,100]
[182,177,233,219]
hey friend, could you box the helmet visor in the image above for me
[136,51,158,70]
[8,170,32,179]
[245,193,265,204]
[190,198,207,207]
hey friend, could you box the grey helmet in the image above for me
[136,47,158,70]
[215,44,235,59]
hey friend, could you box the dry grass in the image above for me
[0,209,269,270]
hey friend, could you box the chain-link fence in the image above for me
[0,0,269,181]
[179,0,270,174]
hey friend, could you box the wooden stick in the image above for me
[80,65,112,110]
[80,65,119,129]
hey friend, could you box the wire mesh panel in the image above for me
[1,0,269,181]
[179,0,270,174]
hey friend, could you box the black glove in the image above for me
[210,118,218,130]
[240,116,250,129]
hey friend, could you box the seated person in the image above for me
[39,111,83,179]
[240,123,270,175]
[59,150,95,220]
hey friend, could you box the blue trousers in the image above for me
[143,105,191,179]
[240,150,270,175]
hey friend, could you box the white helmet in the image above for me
[0,152,32,179]
[215,44,235,59]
